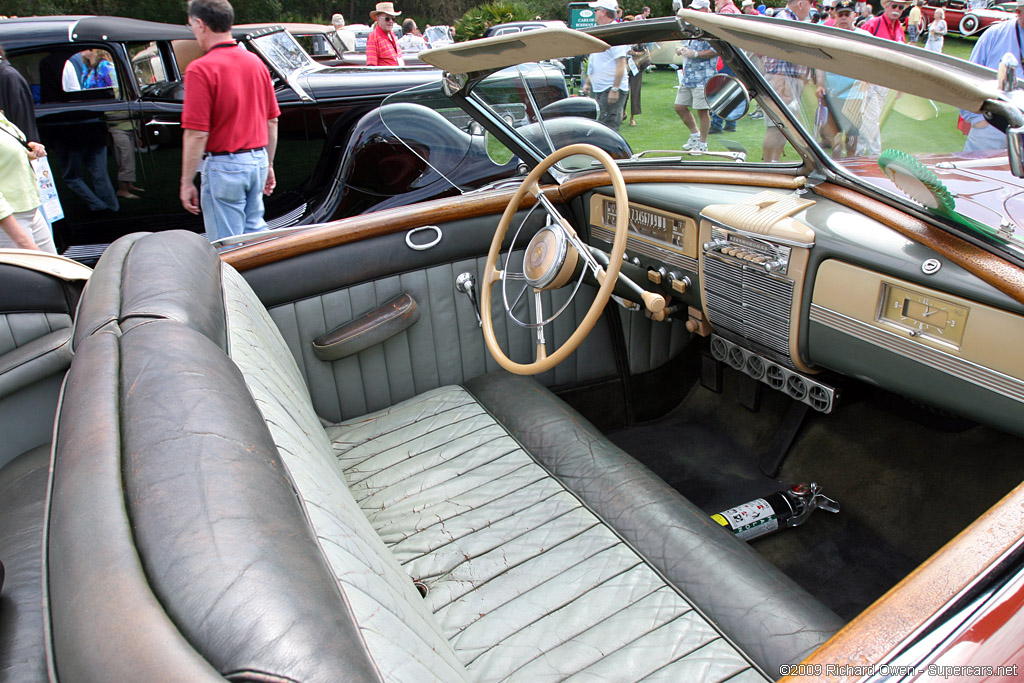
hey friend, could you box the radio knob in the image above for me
[632,256,642,267]
[764,260,784,273]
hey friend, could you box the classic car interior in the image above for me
[4,15,1024,683]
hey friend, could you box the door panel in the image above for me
[243,199,691,422]
[268,253,620,423]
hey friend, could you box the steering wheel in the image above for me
[480,143,629,375]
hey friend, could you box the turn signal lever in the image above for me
[589,248,667,315]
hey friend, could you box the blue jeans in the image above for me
[61,145,119,212]
[200,149,269,242]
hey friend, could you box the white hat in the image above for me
[589,0,620,12]
[690,0,711,9]
[741,0,754,6]
[331,13,345,26]
[369,2,402,19]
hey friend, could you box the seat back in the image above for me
[51,230,468,681]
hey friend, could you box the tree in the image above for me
[453,1,532,41]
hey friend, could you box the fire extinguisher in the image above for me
[712,482,839,542]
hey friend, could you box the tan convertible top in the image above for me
[678,9,1000,113]
[419,26,608,73]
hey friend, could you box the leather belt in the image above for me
[204,147,263,158]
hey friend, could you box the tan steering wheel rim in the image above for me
[480,143,629,375]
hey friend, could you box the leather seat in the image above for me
[47,231,842,681]
[0,446,50,682]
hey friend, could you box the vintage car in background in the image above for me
[649,38,684,67]
[5,14,1024,682]
[236,22,345,63]
[919,0,1013,34]
[0,16,441,261]
[482,19,567,37]
[423,25,455,48]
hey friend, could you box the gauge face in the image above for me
[879,283,969,348]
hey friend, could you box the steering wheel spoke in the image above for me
[533,289,548,361]
[480,144,629,375]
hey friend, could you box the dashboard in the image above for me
[586,183,1024,436]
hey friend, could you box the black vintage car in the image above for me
[7,15,1024,683]
[0,17,477,259]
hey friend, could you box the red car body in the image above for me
[919,0,1013,35]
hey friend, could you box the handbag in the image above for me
[634,46,652,70]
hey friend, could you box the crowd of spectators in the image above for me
[614,0,1019,160]
[0,0,1018,250]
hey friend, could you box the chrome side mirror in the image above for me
[705,73,750,122]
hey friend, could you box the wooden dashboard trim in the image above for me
[221,187,530,271]
[557,168,807,200]
[786,480,1024,682]
[813,182,1024,308]
[222,169,807,271]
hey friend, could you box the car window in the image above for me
[10,47,125,105]
[128,41,169,89]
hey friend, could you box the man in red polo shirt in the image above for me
[862,0,907,39]
[179,0,280,241]
[366,2,404,67]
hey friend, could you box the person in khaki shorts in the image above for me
[674,0,716,153]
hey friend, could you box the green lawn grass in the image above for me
[617,35,979,162]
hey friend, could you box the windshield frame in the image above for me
[416,16,1024,265]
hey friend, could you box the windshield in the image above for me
[248,29,316,77]
[390,21,1024,260]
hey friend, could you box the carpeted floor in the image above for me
[608,365,1024,620]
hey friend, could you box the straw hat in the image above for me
[370,2,402,19]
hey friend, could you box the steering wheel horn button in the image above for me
[524,226,576,290]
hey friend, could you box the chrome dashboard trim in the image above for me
[701,217,815,249]
[810,303,1024,404]
[590,224,699,273]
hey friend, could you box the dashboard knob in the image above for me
[670,275,690,294]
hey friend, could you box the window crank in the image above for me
[456,272,482,327]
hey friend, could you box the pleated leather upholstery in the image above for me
[223,266,472,683]
[223,264,767,682]
[326,387,767,683]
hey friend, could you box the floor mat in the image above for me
[608,366,1024,620]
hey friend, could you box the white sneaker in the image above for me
[682,133,701,150]
[692,141,708,153]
